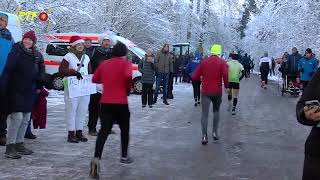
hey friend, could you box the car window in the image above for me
[46,44,69,56]
[127,50,141,64]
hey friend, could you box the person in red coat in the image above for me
[89,41,133,179]
[32,88,49,129]
[192,44,228,145]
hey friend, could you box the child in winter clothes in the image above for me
[138,48,157,108]
[32,88,49,129]
[59,36,92,143]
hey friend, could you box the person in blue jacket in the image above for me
[0,12,14,146]
[298,48,318,89]
[186,50,203,106]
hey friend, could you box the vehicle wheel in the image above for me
[52,73,64,91]
[133,77,143,94]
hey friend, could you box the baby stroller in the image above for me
[281,74,302,97]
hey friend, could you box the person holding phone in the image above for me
[296,68,320,179]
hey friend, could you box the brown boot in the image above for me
[67,131,79,143]
[0,137,6,146]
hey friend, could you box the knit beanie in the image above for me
[23,31,37,45]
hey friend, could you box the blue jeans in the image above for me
[154,73,169,102]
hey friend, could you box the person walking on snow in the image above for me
[192,44,228,145]
[138,48,157,108]
[259,52,272,89]
[90,42,133,179]
[0,12,14,146]
[59,36,91,143]
[88,35,113,136]
[0,31,45,159]
[154,44,173,105]
[186,50,203,107]
[298,48,318,89]
[227,51,245,115]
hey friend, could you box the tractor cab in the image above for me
[172,43,191,68]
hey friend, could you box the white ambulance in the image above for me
[42,33,144,94]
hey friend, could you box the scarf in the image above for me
[96,46,112,55]
[0,28,13,42]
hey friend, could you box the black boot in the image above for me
[0,136,6,146]
[5,144,22,159]
[67,131,79,143]
[25,133,37,139]
[76,130,88,142]
[15,142,33,155]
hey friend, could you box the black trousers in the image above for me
[88,93,102,131]
[0,114,7,138]
[192,80,201,101]
[168,73,174,95]
[260,66,270,84]
[302,155,320,180]
[94,104,130,158]
[142,83,153,105]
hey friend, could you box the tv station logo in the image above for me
[15,7,51,23]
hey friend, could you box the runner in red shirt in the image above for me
[192,44,228,145]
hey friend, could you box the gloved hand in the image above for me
[299,68,304,73]
[75,71,83,80]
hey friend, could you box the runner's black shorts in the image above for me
[228,82,240,89]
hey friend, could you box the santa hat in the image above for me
[23,31,37,45]
[70,36,85,46]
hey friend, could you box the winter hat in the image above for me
[306,48,312,54]
[210,44,222,55]
[112,41,128,57]
[98,34,110,45]
[229,51,239,60]
[70,36,85,46]
[0,12,8,21]
[23,31,37,45]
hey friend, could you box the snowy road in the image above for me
[0,75,308,180]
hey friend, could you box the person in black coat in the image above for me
[88,35,113,136]
[296,69,320,179]
[0,31,44,159]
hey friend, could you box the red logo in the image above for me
[38,12,49,22]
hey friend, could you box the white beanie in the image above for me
[99,34,116,46]
[98,34,110,45]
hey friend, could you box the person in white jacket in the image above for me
[59,36,92,143]
[259,52,272,89]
